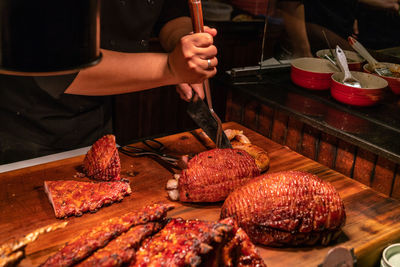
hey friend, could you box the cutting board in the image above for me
[1,122,400,267]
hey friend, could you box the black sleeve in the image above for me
[153,0,190,36]
[34,73,78,99]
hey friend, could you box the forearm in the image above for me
[65,49,176,96]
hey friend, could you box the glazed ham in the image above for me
[44,180,131,218]
[221,171,346,246]
[132,218,266,267]
[83,135,121,181]
[41,203,174,267]
[167,148,261,202]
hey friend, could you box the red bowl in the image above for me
[316,49,364,71]
[330,72,388,106]
[363,63,400,94]
[291,57,337,90]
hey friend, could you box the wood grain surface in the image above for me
[1,122,400,267]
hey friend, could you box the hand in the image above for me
[176,83,204,102]
[167,28,218,84]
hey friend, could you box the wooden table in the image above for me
[1,122,400,266]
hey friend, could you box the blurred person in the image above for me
[0,0,218,164]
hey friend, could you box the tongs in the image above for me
[188,0,224,148]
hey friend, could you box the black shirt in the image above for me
[0,0,189,164]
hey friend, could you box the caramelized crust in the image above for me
[41,203,174,267]
[77,222,164,267]
[83,135,121,181]
[44,180,131,218]
[179,149,260,202]
[221,171,346,246]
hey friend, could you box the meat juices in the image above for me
[83,134,121,181]
[170,148,261,202]
[221,171,346,246]
[44,180,131,218]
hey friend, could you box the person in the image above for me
[0,0,218,164]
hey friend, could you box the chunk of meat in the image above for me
[221,171,346,246]
[44,180,131,218]
[41,202,174,267]
[83,135,121,181]
[168,148,261,202]
[131,218,266,267]
[76,222,164,267]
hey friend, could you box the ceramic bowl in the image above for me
[363,62,400,95]
[316,49,364,71]
[291,57,337,90]
[331,71,388,106]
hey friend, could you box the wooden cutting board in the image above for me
[1,122,400,267]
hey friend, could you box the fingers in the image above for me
[175,83,204,102]
[203,26,217,37]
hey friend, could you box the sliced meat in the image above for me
[41,202,174,267]
[221,171,346,246]
[83,135,121,181]
[44,180,131,219]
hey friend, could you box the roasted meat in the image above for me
[44,180,131,219]
[167,148,261,202]
[221,171,346,246]
[77,222,164,267]
[83,135,121,181]
[41,203,174,267]
[131,218,266,267]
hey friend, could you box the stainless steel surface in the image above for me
[336,46,362,88]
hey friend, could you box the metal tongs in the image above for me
[188,0,224,148]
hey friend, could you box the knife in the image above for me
[186,0,232,149]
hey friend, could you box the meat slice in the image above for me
[167,148,261,202]
[44,180,131,219]
[221,171,346,246]
[83,134,121,181]
[41,202,174,267]
[131,218,266,267]
[77,221,164,267]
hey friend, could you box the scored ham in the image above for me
[44,180,131,219]
[167,148,261,202]
[221,171,346,246]
[83,134,121,181]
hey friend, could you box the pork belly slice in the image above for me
[131,218,266,267]
[77,221,165,267]
[167,148,261,202]
[41,202,174,267]
[83,134,121,181]
[221,171,346,246]
[44,180,132,219]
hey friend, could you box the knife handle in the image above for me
[188,0,204,33]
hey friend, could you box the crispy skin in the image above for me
[220,218,266,267]
[41,203,174,267]
[77,222,164,267]
[221,171,346,246]
[83,135,121,181]
[131,218,233,267]
[179,149,260,202]
[44,180,131,219]
[231,141,269,172]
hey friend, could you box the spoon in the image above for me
[336,45,362,88]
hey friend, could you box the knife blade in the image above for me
[187,92,232,148]
[186,0,231,149]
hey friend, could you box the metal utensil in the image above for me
[323,54,339,71]
[188,0,231,148]
[336,45,362,88]
[322,30,335,60]
[348,36,393,77]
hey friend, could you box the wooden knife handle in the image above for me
[188,0,204,33]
